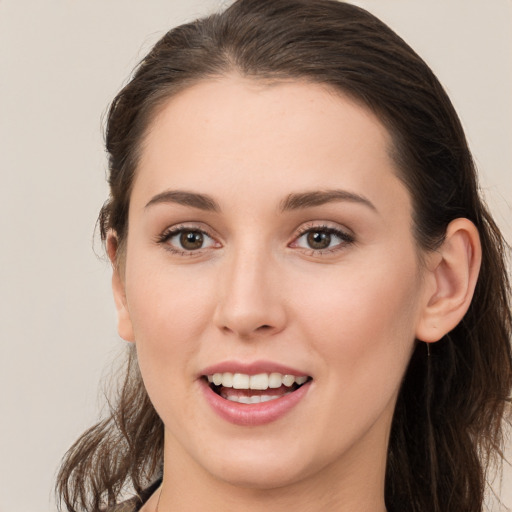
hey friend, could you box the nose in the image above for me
[213,247,287,339]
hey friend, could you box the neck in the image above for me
[156,429,389,512]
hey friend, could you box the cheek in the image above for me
[126,257,214,339]
[124,262,217,427]
[287,258,422,455]
[295,254,421,387]
[123,255,218,397]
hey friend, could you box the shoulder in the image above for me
[106,496,142,512]
[106,478,162,512]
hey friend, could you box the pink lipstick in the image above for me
[199,360,312,426]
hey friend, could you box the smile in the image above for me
[199,362,313,425]
[205,372,311,405]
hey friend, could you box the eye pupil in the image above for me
[180,231,204,250]
[307,231,331,249]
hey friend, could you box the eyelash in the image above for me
[291,223,355,255]
[155,224,219,257]
[155,223,355,257]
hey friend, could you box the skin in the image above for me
[109,76,481,511]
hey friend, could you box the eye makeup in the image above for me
[154,220,355,259]
[290,222,355,256]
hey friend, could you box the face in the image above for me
[114,77,431,492]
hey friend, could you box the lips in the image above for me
[199,361,312,425]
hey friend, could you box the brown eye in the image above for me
[292,226,354,254]
[159,227,218,254]
[179,230,204,250]
[306,231,331,250]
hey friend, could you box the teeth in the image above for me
[232,373,249,389]
[282,374,295,387]
[207,372,309,390]
[222,372,233,387]
[249,373,268,390]
[225,394,287,404]
[268,372,282,388]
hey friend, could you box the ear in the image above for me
[106,232,135,342]
[416,218,481,343]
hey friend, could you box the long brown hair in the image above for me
[56,1,512,510]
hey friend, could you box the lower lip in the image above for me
[200,379,311,426]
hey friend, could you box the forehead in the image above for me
[133,76,410,217]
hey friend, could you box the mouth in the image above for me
[204,372,312,404]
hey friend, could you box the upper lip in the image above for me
[199,360,311,378]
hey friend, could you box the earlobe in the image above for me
[416,218,481,343]
[106,232,135,343]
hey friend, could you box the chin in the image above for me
[198,440,321,490]
[213,463,307,490]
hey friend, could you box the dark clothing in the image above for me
[108,479,162,512]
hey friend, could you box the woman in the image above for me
[56,0,512,511]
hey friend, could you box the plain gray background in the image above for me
[0,1,511,511]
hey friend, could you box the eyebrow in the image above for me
[144,188,377,214]
[145,190,220,212]
[280,189,377,212]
